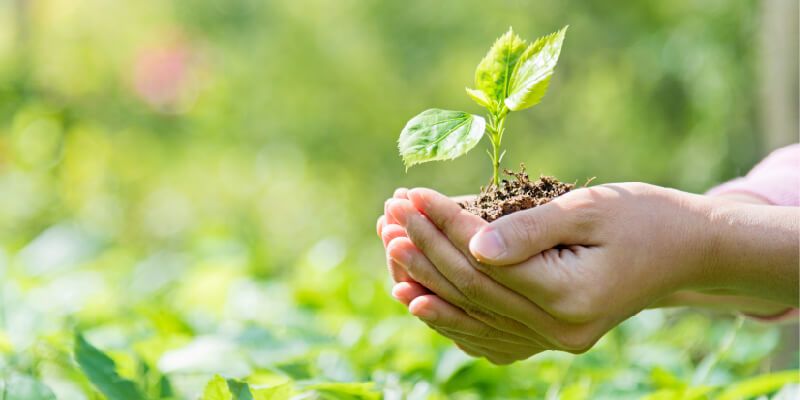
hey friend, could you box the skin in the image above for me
[376,184,799,364]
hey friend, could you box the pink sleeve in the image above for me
[707,143,800,322]
[706,143,800,206]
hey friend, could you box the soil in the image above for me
[460,164,574,222]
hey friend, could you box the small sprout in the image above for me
[398,26,568,187]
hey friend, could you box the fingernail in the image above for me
[470,228,506,260]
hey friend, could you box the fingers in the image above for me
[376,215,386,238]
[406,188,486,254]
[408,294,540,348]
[388,199,559,343]
[381,224,406,247]
[468,193,595,265]
[391,281,429,305]
[432,327,527,365]
[385,235,540,340]
[383,188,410,226]
[382,224,411,282]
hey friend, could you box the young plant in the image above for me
[398,26,568,187]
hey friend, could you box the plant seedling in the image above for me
[398,26,574,221]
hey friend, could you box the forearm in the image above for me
[699,199,799,305]
[649,290,792,316]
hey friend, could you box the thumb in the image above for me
[468,200,579,265]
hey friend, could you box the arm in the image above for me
[648,192,798,315]
[378,184,798,363]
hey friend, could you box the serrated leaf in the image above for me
[473,27,528,109]
[202,375,232,400]
[504,26,567,111]
[465,87,492,109]
[74,333,144,400]
[398,109,486,168]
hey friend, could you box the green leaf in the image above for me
[74,333,144,400]
[717,370,800,400]
[398,109,486,168]
[227,379,255,400]
[504,26,568,111]
[0,373,56,400]
[202,375,232,400]
[251,381,292,400]
[305,382,380,400]
[472,27,528,110]
[465,87,492,109]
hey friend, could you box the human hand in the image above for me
[379,191,552,364]
[378,183,798,363]
[382,183,722,362]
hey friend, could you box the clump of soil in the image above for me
[460,164,574,222]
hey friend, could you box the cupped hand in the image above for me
[380,183,718,362]
[378,191,548,364]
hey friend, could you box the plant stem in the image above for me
[491,134,501,186]
[487,108,507,187]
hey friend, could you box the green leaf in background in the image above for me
[251,381,292,400]
[0,373,56,400]
[717,370,800,400]
[504,26,568,111]
[227,379,255,400]
[305,382,380,400]
[200,375,281,400]
[398,109,486,168]
[471,27,528,110]
[202,375,232,400]
[74,333,144,400]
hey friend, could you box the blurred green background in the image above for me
[1,0,798,399]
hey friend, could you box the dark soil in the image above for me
[460,164,574,222]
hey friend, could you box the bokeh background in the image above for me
[0,0,798,399]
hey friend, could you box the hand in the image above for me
[378,191,550,364]
[379,183,799,363]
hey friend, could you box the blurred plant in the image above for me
[133,38,197,113]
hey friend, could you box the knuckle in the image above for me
[560,195,601,229]
[625,181,655,195]
[513,214,541,245]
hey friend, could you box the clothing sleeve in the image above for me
[707,143,800,206]
[706,143,800,322]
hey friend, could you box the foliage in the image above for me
[399,27,567,185]
[0,0,796,399]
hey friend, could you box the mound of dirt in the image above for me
[460,164,574,222]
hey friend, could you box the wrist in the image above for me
[693,197,799,305]
[653,188,723,295]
